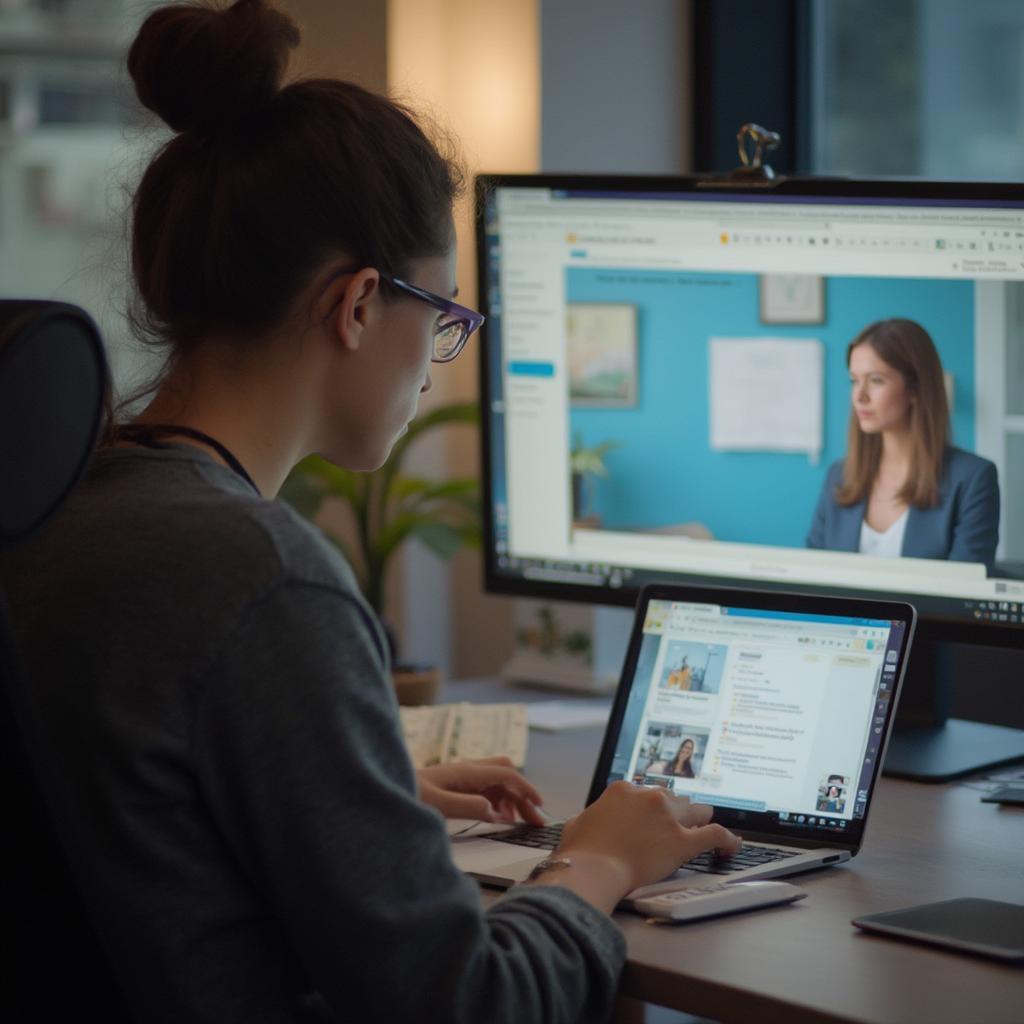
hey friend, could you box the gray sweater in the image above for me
[0,446,624,1023]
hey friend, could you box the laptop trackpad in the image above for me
[451,837,545,882]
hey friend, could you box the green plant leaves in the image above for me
[278,401,482,616]
[290,455,363,503]
[277,467,326,520]
[569,435,621,478]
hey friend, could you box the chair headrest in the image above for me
[0,301,108,545]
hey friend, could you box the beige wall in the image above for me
[279,0,388,92]
[388,0,540,677]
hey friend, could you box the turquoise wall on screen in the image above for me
[567,268,976,548]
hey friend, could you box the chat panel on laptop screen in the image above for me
[606,599,906,833]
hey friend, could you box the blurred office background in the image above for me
[3,0,1024,679]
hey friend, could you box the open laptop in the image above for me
[452,583,916,899]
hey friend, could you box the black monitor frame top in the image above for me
[475,172,1024,651]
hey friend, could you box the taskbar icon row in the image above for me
[964,599,1021,625]
[495,552,636,589]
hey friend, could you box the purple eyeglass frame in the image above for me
[318,265,484,363]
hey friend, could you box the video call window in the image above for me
[816,774,848,815]
[632,721,710,783]
[567,270,994,564]
[656,640,726,695]
[483,183,1024,623]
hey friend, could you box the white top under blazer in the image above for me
[858,509,909,558]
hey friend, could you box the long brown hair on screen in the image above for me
[669,739,695,778]
[835,318,950,508]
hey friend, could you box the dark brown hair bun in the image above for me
[127,0,299,136]
[123,3,462,373]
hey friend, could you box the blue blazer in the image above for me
[806,447,1000,570]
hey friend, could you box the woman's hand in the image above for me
[417,756,546,826]
[529,782,742,911]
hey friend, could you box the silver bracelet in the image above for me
[524,856,573,883]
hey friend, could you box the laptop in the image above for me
[452,583,916,900]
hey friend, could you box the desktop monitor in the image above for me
[476,173,1024,780]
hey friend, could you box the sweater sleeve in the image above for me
[192,580,625,1024]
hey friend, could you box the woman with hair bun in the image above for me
[0,3,738,1022]
[807,318,1000,569]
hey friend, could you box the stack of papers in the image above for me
[400,702,528,768]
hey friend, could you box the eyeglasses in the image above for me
[317,265,484,364]
[380,273,484,363]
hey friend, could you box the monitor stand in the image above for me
[883,639,1024,783]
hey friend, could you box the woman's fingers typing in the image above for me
[665,792,714,828]
[557,781,742,893]
[684,822,743,859]
[416,760,546,824]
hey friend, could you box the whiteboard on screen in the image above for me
[709,337,823,460]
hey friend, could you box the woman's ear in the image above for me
[318,268,380,353]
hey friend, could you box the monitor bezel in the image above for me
[475,172,1024,649]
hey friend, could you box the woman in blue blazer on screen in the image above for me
[807,318,1000,569]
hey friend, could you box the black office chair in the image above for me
[0,301,133,1021]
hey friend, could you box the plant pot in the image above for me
[571,471,583,520]
[392,664,442,706]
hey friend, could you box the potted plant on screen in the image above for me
[570,433,620,524]
[280,401,481,703]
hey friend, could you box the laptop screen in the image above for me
[600,595,910,843]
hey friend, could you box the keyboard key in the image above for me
[683,845,798,874]
[490,824,564,849]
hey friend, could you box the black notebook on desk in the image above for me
[854,898,1024,963]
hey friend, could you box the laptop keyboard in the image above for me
[490,824,565,849]
[682,845,798,873]
[489,823,800,873]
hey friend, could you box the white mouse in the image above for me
[630,880,807,922]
